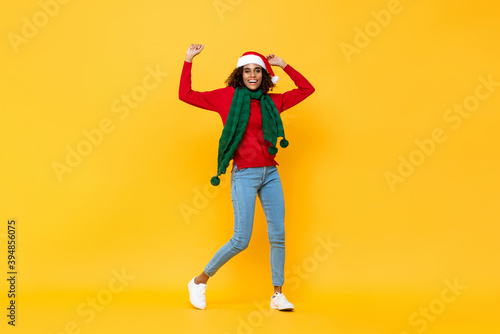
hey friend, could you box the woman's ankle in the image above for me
[194,271,209,284]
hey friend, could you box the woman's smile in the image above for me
[243,64,263,90]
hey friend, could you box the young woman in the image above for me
[179,43,315,310]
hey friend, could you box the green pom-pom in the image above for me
[268,146,278,155]
[280,139,289,148]
[211,176,220,186]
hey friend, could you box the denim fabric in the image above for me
[204,164,286,286]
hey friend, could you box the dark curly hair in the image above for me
[225,66,276,93]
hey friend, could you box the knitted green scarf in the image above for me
[210,87,288,186]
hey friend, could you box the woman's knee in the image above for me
[268,231,285,245]
[229,237,251,252]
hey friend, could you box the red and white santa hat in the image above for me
[236,51,279,83]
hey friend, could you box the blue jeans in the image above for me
[204,164,286,286]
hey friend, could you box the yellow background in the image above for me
[1,0,499,333]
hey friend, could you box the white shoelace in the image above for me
[273,292,286,302]
[195,284,207,297]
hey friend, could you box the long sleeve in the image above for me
[270,64,315,113]
[178,61,233,112]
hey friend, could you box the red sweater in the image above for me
[179,61,315,169]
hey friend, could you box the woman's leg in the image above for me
[202,166,261,278]
[257,166,286,293]
[194,270,210,284]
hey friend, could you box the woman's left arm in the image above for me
[267,54,315,113]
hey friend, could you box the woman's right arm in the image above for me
[179,44,229,112]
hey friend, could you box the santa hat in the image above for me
[236,52,279,84]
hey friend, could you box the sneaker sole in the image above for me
[270,301,294,311]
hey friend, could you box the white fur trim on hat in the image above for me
[237,55,267,70]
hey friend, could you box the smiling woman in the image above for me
[178,43,315,311]
[225,63,276,93]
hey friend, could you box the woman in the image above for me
[179,43,315,310]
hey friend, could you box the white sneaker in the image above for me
[188,277,207,310]
[270,292,294,311]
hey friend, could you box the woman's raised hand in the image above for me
[185,44,205,63]
[266,54,287,69]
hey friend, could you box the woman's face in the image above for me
[242,64,263,91]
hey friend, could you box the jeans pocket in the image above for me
[233,164,246,174]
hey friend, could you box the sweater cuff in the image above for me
[282,64,294,74]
